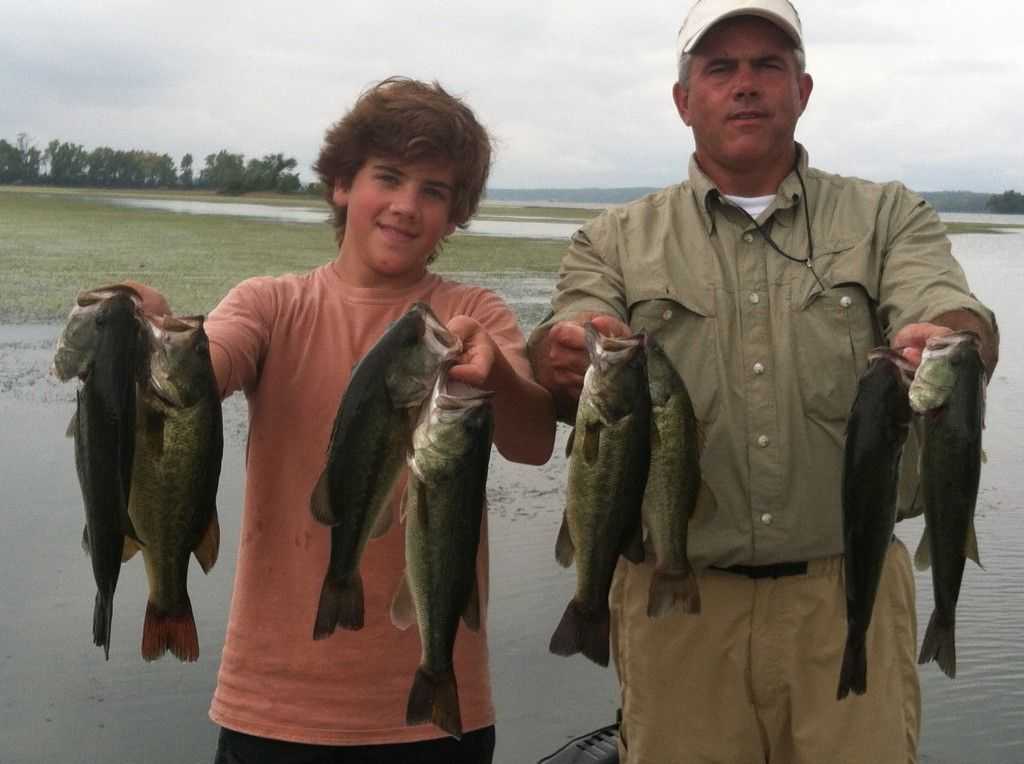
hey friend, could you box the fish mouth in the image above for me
[418,306,462,358]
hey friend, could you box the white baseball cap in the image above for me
[677,0,804,56]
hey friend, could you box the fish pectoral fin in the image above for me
[371,479,401,538]
[81,524,91,555]
[965,521,983,569]
[65,412,78,439]
[389,572,416,631]
[193,510,220,574]
[554,514,575,568]
[462,575,482,632]
[913,525,931,571]
[582,421,602,464]
[122,535,142,563]
[309,468,336,526]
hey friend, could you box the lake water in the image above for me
[91,195,583,240]
[0,217,1021,763]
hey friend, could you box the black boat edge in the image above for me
[537,721,620,764]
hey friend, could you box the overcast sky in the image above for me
[1,0,1021,192]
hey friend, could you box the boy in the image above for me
[132,77,555,763]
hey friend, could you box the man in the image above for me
[529,2,998,762]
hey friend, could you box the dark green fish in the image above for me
[52,286,143,382]
[128,316,222,662]
[915,332,984,679]
[642,337,701,618]
[70,291,149,659]
[837,348,914,699]
[390,365,494,739]
[310,303,458,636]
[549,325,648,667]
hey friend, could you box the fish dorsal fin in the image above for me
[462,575,481,632]
[389,572,416,631]
[193,510,220,574]
[914,525,931,571]
[555,513,575,568]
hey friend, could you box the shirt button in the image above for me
[757,435,770,447]
[840,296,852,308]
[753,362,765,375]
[661,309,673,320]
[749,293,760,305]
[743,233,754,243]
[761,512,774,526]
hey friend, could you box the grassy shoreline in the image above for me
[1,186,1018,322]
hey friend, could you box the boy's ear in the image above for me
[332,179,350,207]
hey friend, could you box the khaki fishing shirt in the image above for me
[534,147,995,567]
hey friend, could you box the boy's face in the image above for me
[332,157,457,288]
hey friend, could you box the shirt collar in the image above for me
[689,144,810,234]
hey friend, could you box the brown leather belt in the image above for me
[710,561,808,579]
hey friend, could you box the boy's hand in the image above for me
[447,315,501,389]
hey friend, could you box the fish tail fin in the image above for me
[918,609,956,678]
[836,633,867,699]
[647,569,702,617]
[313,571,364,639]
[406,667,462,740]
[92,584,115,660]
[548,599,610,667]
[141,598,198,662]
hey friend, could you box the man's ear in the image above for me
[672,82,692,126]
[797,73,813,116]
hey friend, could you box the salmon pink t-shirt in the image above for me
[204,261,529,745]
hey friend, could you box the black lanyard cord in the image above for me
[717,163,827,293]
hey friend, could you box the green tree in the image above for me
[986,190,1024,214]
[180,153,194,188]
[199,150,245,192]
[44,140,89,185]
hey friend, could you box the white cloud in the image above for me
[0,0,1020,191]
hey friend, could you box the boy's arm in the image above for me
[447,315,555,466]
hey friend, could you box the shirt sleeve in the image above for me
[204,277,277,398]
[876,184,997,335]
[528,213,629,348]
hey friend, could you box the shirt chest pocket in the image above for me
[627,289,721,425]
[789,243,882,422]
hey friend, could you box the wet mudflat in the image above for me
[1,228,1023,763]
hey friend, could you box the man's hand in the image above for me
[530,313,630,421]
[890,322,953,369]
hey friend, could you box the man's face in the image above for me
[673,16,812,183]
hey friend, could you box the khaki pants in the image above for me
[610,540,920,764]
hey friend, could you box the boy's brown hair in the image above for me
[314,77,493,254]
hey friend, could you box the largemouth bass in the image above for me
[70,291,149,658]
[310,302,459,636]
[915,332,985,679]
[128,316,222,662]
[549,325,648,667]
[837,348,914,699]
[390,365,494,739]
[52,286,144,382]
[642,337,701,618]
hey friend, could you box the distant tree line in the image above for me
[0,133,310,195]
[985,190,1024,214]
